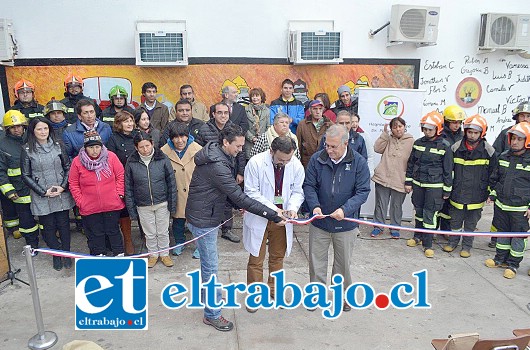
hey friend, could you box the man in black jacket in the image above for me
[10,79,44,120]
[186,124,285,332]
[160,99,203,148]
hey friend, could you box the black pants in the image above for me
[491,205,529,269]
[221,201,233,233]
[39,210,71,252]
[438,200,451,231]
[15,202,39,248]
[412,186,444,249]
[83,210,123,256]
[448,205,483,250]
[0,192,18,230]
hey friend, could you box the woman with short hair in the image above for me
[244,88,270,159]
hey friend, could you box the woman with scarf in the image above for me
[21,117,75,270]
[69,130,125,256]
[244,88,270,159]
[249,112,300,160]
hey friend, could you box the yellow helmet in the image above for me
[443,105,466,122]
[3,110,28,128]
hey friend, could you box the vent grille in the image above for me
[490,16,515,45]
[399,9,426,38]
[138,32,184,63]
[300,32,341,60]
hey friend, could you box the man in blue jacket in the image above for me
[303,124,370,312]
[269,79,304,134]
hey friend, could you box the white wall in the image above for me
[1,0,530,141]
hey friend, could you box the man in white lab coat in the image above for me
[243,136,305,311]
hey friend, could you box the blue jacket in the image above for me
[63,119,112,159]
[303,147,371,233]
[318,129,368,160]
[269,96,305,134]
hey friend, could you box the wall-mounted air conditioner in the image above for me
[388,5,440,46]
[0,19,17,66]
[135,21,188,66]
[478,13,530,51]
[288,30,343,65]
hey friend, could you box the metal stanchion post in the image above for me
[24,245,58,350]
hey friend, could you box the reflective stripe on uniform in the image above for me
[414,216,423,221]
[12,195,31,204]
[499,160,510,168]
[449,200,485,210]
[28,112,44,118]
[66,107,75,113]
[495,243,511,250]
[489,189,497,197]
[7,168,21,176]
[510,239,528,257]
[443,185,452,192]
[413,145,426,152]
[429,148,446,155]
[102,116,115,122]
[4,218,19,227]
[515,164,530,172]
[494,199,528,212]
[0,183,15,195]
[405,177,413,182]
[412,179,443,188]
[453,158,489,166]
[438,212,451,219]
[424,211,439,229]
[19,224,39,234]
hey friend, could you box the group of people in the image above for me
[0,74,528,332]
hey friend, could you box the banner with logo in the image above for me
[358,88,426,220]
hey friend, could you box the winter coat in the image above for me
[372,131,414,193]
[244,104,270,159]
[195,119,246,175]
[161,139,202,218]
[185,142,282,228]
[304,108,337,123]
[10,100,44,120]
[169,100,210,122]
[68,150,125,216]
[440,124,463,146]
[319,129,368,160]
[405,136,453,197]
[63,120,112,159]
[0,132,30,202]
[101,105,135,127]
[303,147,371,233]
[269,96,305,133]
[450,138,496,209]
[243,150,305,257]
[60,94,102,124]
[124,148,177,220]
[296,116,333,167]
[21,140,75,216]
[138,101,169,131]
[489,149,530,211]
[159,118,204,148]
[209,102,249,133]
[331,98,358,116]
[107,130,138,166]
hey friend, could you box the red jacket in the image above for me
[68,150,125,216]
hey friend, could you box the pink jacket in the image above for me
[68,151,125,216]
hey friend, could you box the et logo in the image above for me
[75,258,148,330]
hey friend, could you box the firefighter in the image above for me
[0,110,40,250]
[101,85,135,127]
[60,73,101,124]
[443,115,495,257]
[10,79,44,120]
[405,111,453,258]
[485,122,530,279]
[43,100,69,139]
[489,100,530,248]
[437,105,466,232]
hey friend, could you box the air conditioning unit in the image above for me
[288,30,343,65]
[135,21,188,66]
[388,5,440,45]
[0,19,17,66]
[478,13,530,51]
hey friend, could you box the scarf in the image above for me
[50,119,68,130]
[79,146,112,181]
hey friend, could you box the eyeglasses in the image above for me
[324,143,342,150]
[337,121,351,125]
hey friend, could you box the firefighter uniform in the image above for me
[445,117,495,256]
[10,100,44,120]
[405,134,453,251]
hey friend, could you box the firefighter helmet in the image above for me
[14,79,35,99]
[108,85,128,100]
[420,110,444,135]
[463,114,488,138]
[3,110,28,128]
[43,100,67,116]
[511,101,530,120]
[507,121,530,149]
[443,105,466,122]
[64,74,84,89]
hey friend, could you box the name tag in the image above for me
[274,196,284,205]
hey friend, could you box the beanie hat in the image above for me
[337,85,351,96]
[83,130,102,147]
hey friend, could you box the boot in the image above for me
[120,217,134,256]
[53,256,63,271]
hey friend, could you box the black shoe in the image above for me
[63,257,72,269]
[53,256,63,271]
[343,302,351,312]
[488,240,496,248]
[221,230,240,243]
[203,316,234,331]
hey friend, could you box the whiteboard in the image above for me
[357,88,426,221]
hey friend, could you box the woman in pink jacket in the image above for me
[69,130,125,256]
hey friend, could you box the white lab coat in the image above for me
[243,151,305,257]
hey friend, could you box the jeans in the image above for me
[172,218,186,245]
[188,222,223,319]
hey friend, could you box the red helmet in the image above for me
[463,114,488,138]
[507,121,530,149]
[14,79,35,99]
[420,110,444,135]
[64,74,84,90]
